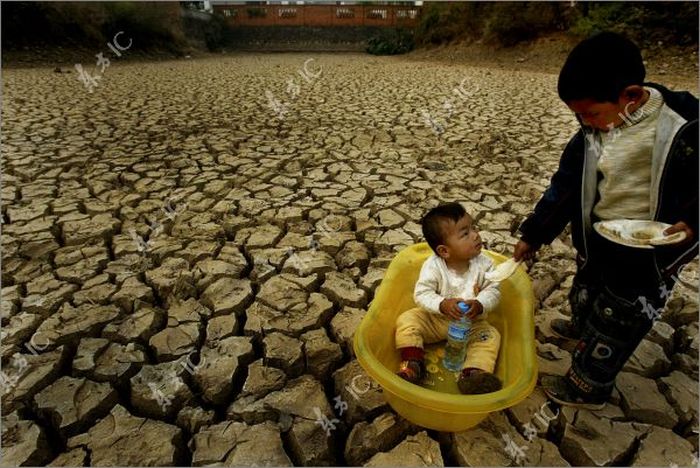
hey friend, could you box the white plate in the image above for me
[485,258,523,282]
[593,220,686,249]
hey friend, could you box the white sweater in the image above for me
[593,87,664,220]
[413,254,501,317]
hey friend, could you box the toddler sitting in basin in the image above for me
[395,202,502,394]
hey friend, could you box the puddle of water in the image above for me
[419,343,462,394]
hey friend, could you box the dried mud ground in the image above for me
[1,52,698,467]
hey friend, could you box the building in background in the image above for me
[211,1,420,27]
[181,1,214,13]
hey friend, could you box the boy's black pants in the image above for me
[564,233,676,400]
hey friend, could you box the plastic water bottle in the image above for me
[443,302,471,372]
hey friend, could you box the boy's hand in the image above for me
[664,221,694,243]
[463,300,483,319]
[514,240,537,262]
[440,298,467,320]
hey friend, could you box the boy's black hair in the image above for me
[558,32,645,103]
[421,202,467,253]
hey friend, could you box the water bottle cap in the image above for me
[457,302,470,314]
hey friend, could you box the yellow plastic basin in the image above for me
[353,243,537,432]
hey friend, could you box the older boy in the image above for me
[515,32,698,408]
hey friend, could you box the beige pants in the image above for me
[395,307,501,373]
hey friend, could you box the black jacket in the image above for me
[519,83,698,277]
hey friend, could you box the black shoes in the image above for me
[550,318,581,341]
[397,359,424,384]
[457,369,503,394]
[541,375,606,410]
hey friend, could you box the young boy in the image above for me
[395,202,503,394]
[514,32,698,409]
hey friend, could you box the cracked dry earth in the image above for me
[1,52,698,467]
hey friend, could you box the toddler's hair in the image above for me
[421,202,467,253]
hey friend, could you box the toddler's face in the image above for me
[439,215,482,263]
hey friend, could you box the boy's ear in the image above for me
[436,245,449,258]
[620,85,645,103]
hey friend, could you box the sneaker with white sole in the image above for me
[541,375,606,410]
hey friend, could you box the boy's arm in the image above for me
[414,260,444,315]
[518,132,584,248]
[662,121,698,242]
[675,122,699,236]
